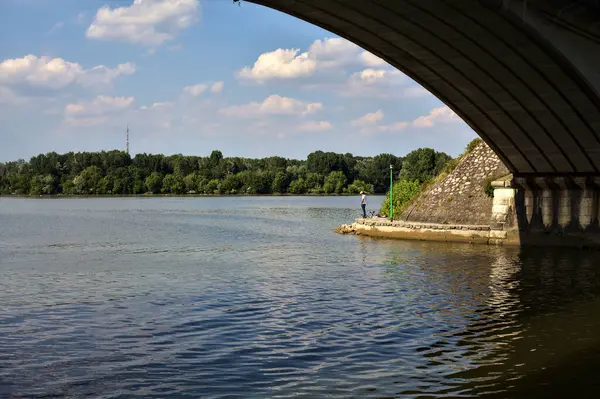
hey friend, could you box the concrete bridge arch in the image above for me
[241,0,600,177]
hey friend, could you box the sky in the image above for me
[0,0,477,162]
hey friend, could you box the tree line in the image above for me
[0,148,452,196]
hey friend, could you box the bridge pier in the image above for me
[491,176,600,248]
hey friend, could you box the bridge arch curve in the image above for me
[242,0,600,176]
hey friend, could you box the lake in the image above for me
[1,196,600,398]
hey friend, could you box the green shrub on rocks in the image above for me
[483,177,495,198]
[465,138,483,153]
[379,180,422,219]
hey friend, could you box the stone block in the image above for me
[492,205,509,214]
[490,230,508,239]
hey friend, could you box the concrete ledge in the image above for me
[355,218,491,231]
[335,219,600,249]
[336,218,517,246]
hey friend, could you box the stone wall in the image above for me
[401,141,509,225]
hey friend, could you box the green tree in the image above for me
[209,150,223,167]
[323,171,347,194]
[204,179,220,194]
[196,178,208,194]
[29,174,57,195]
[184,173,199,193]
[357,154,402,193]
[288,178,307,194]
[145,172,163,194]
[304,172,323,192]
[73,166,103,194]
[219,174,241,194]
[271,171,289,194]
[110,167,132,194]
[0,145,460,197]
[99,176,112,194]
[346,179,373,194]
[399,148,451,184]
[162,174,184,194]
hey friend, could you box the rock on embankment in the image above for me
[402,140,509,225]
[332,224,359,235]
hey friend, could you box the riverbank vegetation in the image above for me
[0,148,452,196]
[379,138,482,219]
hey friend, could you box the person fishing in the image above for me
[360,191,367,218]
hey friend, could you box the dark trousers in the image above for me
[361,203,366,218]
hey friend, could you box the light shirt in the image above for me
[361,194,366,205]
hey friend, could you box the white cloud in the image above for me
[183,83,207,97]
[48,22,64,34]
[297,120,332,132]
[355,68,386,82]
[237,37,371,82]
[299,64,414,99]
[78,63,136,88]
[64,95,135,126]
[349,68,405,86]
[219,95,323,118]
[237,48,316,82]
[413,106,461,128]
[376,121,410,132]
[86,0,200,46]
[238,37,432,102]
[351,110,384,126]
[353,106,461,135]
[328,68,408,99]
[183,81,223,96]
[210,81,223,93]
[140,101,173,110]
[360,51,387,67]
[0,55,82,89]
[303,102,323,115]
[64,116,109,127]
[307,37,361,68]
[0,55,135,90]
[65,95,135,116]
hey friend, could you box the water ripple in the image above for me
[2,199,600,398]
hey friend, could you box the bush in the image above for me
[323,171,347,194]
[379,180,422,219]
[483,177,496,198]
[288,178,307,194]
[204,179,220,194]
[465,138,483,153]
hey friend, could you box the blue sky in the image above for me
[0,0,477,162]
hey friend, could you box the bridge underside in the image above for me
[246,0,600,176]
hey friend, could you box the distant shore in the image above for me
[0,193,385,199]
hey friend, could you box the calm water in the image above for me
[2,197,600,399]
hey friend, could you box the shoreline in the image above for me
[0,193,386,199]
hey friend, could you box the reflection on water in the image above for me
[1,198,600,398]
